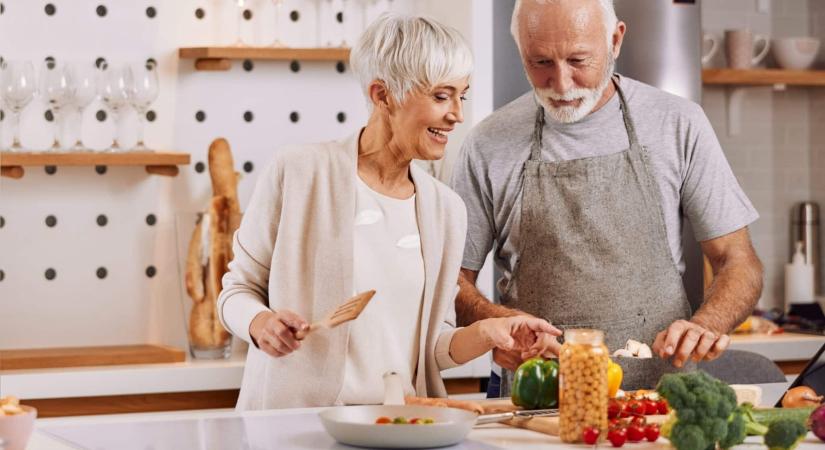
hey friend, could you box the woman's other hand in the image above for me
[249,310,309,358]
[480,316,562,357]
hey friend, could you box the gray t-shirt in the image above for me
[451,75,758,296]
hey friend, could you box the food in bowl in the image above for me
[375,416,436,424]
[0,397,25,416]
[0,396,37,450]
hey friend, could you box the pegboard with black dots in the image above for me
[0,0,433,352]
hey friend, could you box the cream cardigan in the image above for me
[217,131,468,410]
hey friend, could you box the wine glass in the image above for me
[99,64,133,152]
[233,0,247,47]
[40,60,76,152]
[129,62,159,151]
[0,60,37,151]
[68,61,99,152]
[271,0,286,47]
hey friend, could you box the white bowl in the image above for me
[319,405,477,448]
[773,37,821,70]
[0,405,37,450]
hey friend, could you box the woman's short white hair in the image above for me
[510,0,618,50]
[350,13,473,107]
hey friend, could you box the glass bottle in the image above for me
[559,329,609,443]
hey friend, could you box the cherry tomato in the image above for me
[582,426,600,445]
[626,399,645,417]
[409,418,420,424]
[608,399,623,419]
[627,424,645,442]
[629,415,647,427]
[643,399,659,415]
[608,427,627,447]
[657,399,669,415]
[645,424,661,442]
[375,416,392,424]
[609,418,624,429]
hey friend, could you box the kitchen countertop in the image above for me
[26,382,825,450]
[729,332,825,361]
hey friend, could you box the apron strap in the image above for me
[529,75,641,161]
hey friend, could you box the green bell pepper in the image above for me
[511,357,559,409]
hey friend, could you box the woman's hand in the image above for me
[480,316,562,358]
[249,310,309,358]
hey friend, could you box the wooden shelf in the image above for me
[703,68,825,87]
[0,151,190,179]
[0,345,186,371]
[179,46,351,71]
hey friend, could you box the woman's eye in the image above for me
[435,94,449,101]
[460,96,468,102]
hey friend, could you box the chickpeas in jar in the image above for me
[558,329,609,443]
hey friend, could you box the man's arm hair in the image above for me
[692,227,764,334]
[456,268,523,327]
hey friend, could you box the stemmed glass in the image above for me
[99,64,133,152]
[233,0,247,47]
[68,61,99,152]
[271,0,286,47]
[40,60,76,152]
[129,62,159,151]
[0,60,37,151]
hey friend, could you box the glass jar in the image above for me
[559,329,609,443]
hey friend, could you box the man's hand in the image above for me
[652,319,730,368]
[249,310,309,358]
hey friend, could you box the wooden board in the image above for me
[702,68,825,86]
[505,414,669,437]
[23,389,239,418]
[0,345,186,370]
[179,47,350,62]
[0,151,190,167]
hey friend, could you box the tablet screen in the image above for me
[776,342,825,407]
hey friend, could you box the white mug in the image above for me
[725,29,770,69]
[702,33,720,67]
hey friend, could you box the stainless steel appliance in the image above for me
[791,201,822,295]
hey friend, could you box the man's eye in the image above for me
[570,59,585,64]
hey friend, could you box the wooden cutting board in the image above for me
[0,345,186,370]
[475,399,668,437]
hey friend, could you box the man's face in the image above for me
[517,0,620,123]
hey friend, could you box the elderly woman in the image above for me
[217,13,560,410]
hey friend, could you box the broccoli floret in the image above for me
[764,419,807,450]
[656,371,745,450]
[739,403,769,436]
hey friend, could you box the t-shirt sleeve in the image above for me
[450,134,496,271]
[680,105,759,242]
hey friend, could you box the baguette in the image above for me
[184,213,205,303]
[404,396,484,415]
[189,296,215,347]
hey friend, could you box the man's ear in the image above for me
[612,21,627,59]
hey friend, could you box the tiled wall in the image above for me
[701,0,823,310]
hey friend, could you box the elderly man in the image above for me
[451,0,763,395]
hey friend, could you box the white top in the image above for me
[338,177,425,404]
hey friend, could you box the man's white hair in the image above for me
[351,13,473,108]
[510,0,618,51]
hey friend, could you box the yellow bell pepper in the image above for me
[607,359,623,398]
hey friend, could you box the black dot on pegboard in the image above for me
[45,56,56,69]
[96,4,107,17]
[336,61,346,73]
[336,11,343,23]
[45,3,56,16]
[146,6,156,18]
[195,110,206,122]
[290,61,300,72]
[96,110,107,122]
[243,111,254,122]
[1,110,4,121]
[195,7,205,19]
[146,110,156,122]
[337,112,346,123]
[0,216,4,228]
[146,266,157,278]
[1,3,4,15]
[95,165,107,175]
[95,57,108,70]
[290,10,299,21]
[45,215,57,227]
[44,110,54,122]
[146,214,157,226]
[45,165,57,175]
[45,268,56,280]
[290,111,300,123]
[96,267,108,279]
[195,162,205,173]
[243,161,254,173]
[96,214,108,226]
[145,58,157,70]
[242,59,254,71]
[243,8,252,20]
[0,270,4,282]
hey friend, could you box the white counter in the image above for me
[729,332,825,361]
[26,383,825,450]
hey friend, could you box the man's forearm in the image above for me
[456,269,521,326]
[691,254,763,335]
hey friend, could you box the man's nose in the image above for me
[547,64,573,94]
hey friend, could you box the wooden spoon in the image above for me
[294,290,376,340]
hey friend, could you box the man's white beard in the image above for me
[535,57,615,124]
